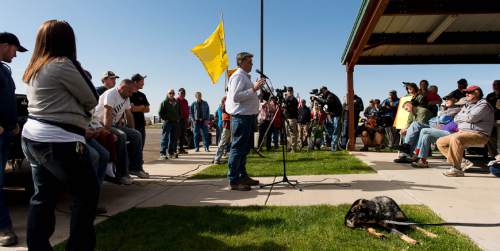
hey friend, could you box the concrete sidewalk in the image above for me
[5,139,500,250]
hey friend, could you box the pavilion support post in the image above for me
[347,65,355,151]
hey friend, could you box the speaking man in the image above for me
[225,52,265,191]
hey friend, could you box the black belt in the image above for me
[28,116,86,137]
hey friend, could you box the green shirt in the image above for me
[159,99,181,122]
[408,106,432,125]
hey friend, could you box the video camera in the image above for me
[275,86,288,104]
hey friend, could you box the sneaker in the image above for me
[0,227,18,247]
[443,169,465,177]
[178,149,188,154]
[394,156,415,163]
[195,148,200,152]
[241,176,260,186]
[205,148,210,152]
[130,170,150,179]
[159,154,168,160]
[213,159,226,165]
[461,159,474,171]
[117,176,133,185]
[360,146,369,151]
[96,206,108,215]
[229,183,251,191]
[411,159,429,168]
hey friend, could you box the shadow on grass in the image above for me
[56,206,287,251]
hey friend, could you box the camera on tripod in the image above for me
[275,86,288,104]
[309,89,321,102]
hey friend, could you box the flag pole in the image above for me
[221,9,229,92]
[260,0,264,75]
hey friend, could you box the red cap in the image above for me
[464,85,481,92]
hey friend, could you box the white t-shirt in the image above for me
[94,87,131,126]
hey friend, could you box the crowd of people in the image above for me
[357,79,500,178]
[1,19,500,250]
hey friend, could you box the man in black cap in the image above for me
[96,71,119,96]
[0,32,27,246]
[284,86,299,152]
[312,86,343,151]
[447,78,468,100]
[130,73,150,149]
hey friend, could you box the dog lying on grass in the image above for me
[344,196,437,244]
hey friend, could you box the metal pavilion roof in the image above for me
[342,0,500,66]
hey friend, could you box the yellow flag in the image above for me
[191,20,229,84]
[393,95,413,129]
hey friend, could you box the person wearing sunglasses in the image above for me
[159,89,181,159]
[437,85,494,177]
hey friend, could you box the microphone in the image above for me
[255,69,269,79]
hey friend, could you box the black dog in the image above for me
[345,196,436,244]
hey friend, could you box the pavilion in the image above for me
[342,0,500,150]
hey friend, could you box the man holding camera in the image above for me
[284,87,299,152]
[226,52,265,191]
[312,86,343,151]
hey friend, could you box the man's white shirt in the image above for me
[94,87,131,125]
[226,68,259,115]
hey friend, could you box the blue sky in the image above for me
[3,0,499,116]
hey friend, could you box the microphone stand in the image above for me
[257,70,302,191]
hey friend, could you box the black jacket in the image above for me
[298,106,311,124]
[318,91,342,116]
[284,96,299,119]
[0,63,17,130]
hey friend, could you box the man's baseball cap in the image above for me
[131,73,147,82]
[101,71,119,80]
[287,86,294,91]
[403,82,418,90]
[464,85,481,92]
[457,78,468,85]
[389,89,397,95]
[0,32,27,52]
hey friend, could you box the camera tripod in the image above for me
[258,115,302,191]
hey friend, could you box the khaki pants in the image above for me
[436,131,489,169]
[298,123,309,147]
[286,119,299,151]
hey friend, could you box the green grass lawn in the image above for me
[55,205,479,251]
[192,150,374,179]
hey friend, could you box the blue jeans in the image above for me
[194,121,210,150]
[415,128,450,159]
[112,126,143,173]
[271,127,280,148]
[160,122,178,155]
[490,164,500,177]
[214,128,231,162]
[87,139,109,186]
[228,115,255,183]
[21,137,98,251]
[404,122,429,152]
[324,116,341,151]
[0,131,13,229]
